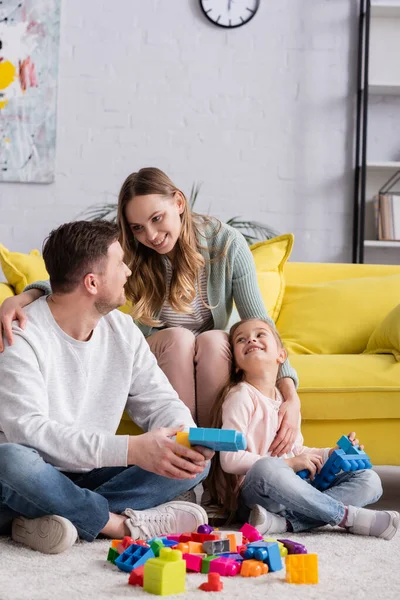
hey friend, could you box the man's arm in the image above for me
[125,327,196,432]
[0,333,128,471]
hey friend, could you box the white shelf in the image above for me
[367,161,400,169]
[364,240,400,247]
[369,83,400,94]
[371,3,400,17]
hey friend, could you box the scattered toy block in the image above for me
[144,548,186,596]
[285,554,318,584]
[179,533,192,543]
[128,565,145,587]
[198,524,214,534]
[277,538,307,555]
[199,573,224,592]
[240,559,269,577]
[215,553,244,562]
[177,541,203,554]
[209,557,241,576]
[203,539,230,555]
[183,553,203,572]
[188,428,247,452]
[115,543,155,573]
[111,539,122,549]
[192,532,220,543]
[201,555,219,574]
[166,534,181,542]
[245,542,282,572]
[150,539,164,557]
[107,547,119,564]
[116,536,135,554]
[240,523,263,543]
[265,538,288,557]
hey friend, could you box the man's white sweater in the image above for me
[0,297,195,472]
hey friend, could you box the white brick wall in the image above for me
[1,0,390,266]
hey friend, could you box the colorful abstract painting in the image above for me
[0,0,60,183]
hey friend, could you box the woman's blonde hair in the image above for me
[118,167,218,326]
[207,318,284,520]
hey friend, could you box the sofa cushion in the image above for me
[277,275,400,355]
[364,303,400,362]
[0,245,49,295]
[250,233,294,322]
[0,282,15,304]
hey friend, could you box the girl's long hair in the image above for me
[118,167,219,326]
[207,319,285,521]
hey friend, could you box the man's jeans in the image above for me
[0,443,209,541]
[239,457,383,532]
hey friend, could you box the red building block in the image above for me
[192,533,220,543]
[199,573,224,592]
[128,565,145,587]
[117,536,135,554]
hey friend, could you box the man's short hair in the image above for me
[42,220,120,294]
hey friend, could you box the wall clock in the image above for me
[199,0,260,29]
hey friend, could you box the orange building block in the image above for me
[285,554,318,584]
[177,541,203,554]
[240,559,269,577]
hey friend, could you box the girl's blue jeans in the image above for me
[0,443,209,541]
[239,457,383,532]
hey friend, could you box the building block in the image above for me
[213,530,243,547]
[192,532,220,543]
[240,559,269,577]
[107,547,119,564]
[116,536,135,554]
[201,555,219,574]
[240,523,263,542]
[337,434,367,457]
[111,539,122,549]
[128,565,145,587]
[198,524,214,534]
[147,537,177,549]
[183,553,203,572]
[209,557,241,576]
[264,538,288,557]
[165,534,181,542]
[245,542,282,572]
[115,543,155,573]
[215,553,244,562]
[202,539,231,555]
[277,538,307,555]
[199,573,224,592]
[188,428,247,452]
[179,532,193,543]
[150,539,165,557]
[177,541,203,554]
[176,431,191,449]
[285,553,318,584]
[144,548,186,596]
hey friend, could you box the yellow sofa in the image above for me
[1,242,399,466]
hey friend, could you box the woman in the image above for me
[0,167,299,456]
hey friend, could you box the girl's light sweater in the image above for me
[220,381,330,488]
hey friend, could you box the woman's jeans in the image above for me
[239,457,383,532]
[0,443,209,541]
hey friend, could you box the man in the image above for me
[0,221,212,554]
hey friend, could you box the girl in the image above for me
[208,317,399,540]
[0,168,298,456]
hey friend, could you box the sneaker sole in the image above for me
[380,511,400,541]
[12,515,78,554]
[165,501,208,528]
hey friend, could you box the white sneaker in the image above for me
[12,515,78,554]
[249,504,287,535]
[124,501,208,539]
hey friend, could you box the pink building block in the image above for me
[209,557,241,576]
[183,553,203,572]
[165,535,181,542]
[239,523,263,543]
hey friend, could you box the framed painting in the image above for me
[0,0,61,183]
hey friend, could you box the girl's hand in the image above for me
[0,289,42,352]
[269,385,300,457]
[328,431,364,457]
[286,453,323,480]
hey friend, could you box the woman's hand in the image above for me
[0,289,42,352]
[269,379,300,457]
[286,453,323,480]
[329,431,364,457]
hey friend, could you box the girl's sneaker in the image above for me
[249,504,287,535]
[346,507,399,540]
[12,515,78,554]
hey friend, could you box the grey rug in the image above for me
[0,526,399,600]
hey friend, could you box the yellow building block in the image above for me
[176,431,191,449]
[144,548,186,595]
[264,538,288,557]
[285,554,318,584]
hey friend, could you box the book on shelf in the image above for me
[376,193,400,241]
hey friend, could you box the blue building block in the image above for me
[188,428,247,452]
[215,553,244,562]
[297,469,309,479]
[244,542,282,572]
[337,435,371,464]
[115,544,155,573]
[146,537,177,548]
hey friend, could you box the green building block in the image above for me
[107,547,119,564]
[201,555,219,574]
